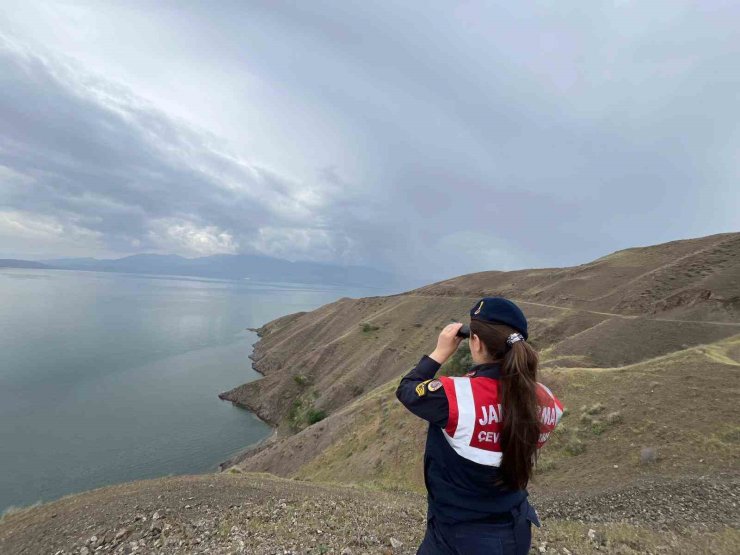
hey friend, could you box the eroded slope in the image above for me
[221,232,739,500]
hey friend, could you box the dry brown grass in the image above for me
[533,520,739,555]
[226,233,740,550]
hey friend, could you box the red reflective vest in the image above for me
[438,376,564,466]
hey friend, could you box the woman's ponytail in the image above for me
[469,319,541,490]
[499,338,540,489]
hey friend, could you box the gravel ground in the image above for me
[1,474,427,555]
[1,473,737,555]
[533,474,740,530]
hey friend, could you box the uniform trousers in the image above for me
[416,498,539,555]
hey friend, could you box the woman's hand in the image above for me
[429,322,464,365]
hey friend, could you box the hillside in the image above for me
[414,232,740,321]
[220,232,740,486]
[214,232,740,550]
[2,232,738,554]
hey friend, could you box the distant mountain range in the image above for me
[0,254,404,289]
[0,259,52,269]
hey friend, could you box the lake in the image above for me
[0,269,379,513]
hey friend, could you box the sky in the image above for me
[0,1,738,281]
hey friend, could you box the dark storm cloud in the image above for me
[249,2,739,261]
[0,2,738,280]
[0,36,358,260]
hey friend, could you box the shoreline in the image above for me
[215,309,310,430]
[217,323,279,471]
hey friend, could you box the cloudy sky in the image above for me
[0,1,738,281]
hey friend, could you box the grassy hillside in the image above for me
[217,233,740,551]
[231,331,739,497]
[413,232,740,321]
[221,234,739,488]
[2,232,737,554]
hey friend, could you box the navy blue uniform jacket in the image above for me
[395,355,528,525]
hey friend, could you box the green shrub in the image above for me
[293,374,311,387]
[360,322,380,333]
[307,408,327,425]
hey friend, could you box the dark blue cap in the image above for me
[469,297,528,339]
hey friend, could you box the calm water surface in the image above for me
[0,269,377,513]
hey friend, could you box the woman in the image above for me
[396,297,563,555]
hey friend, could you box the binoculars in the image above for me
[456,324,470,339]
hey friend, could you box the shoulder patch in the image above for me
[428,379,443,392]
[415,379,432,397]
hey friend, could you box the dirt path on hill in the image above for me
[408,294,740,327]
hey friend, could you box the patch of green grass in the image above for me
[288,398,312,431]
[293,374,311,387]
[288,395,328,430]
[217,519,233,539]
[288,398,302,419]
[716,425,740,443]
[590,420,607,435]
[440,342,472,377]
[536,457,557,473]
[584,402,606,415]
[564,436,586,455]
[580,408,621,435]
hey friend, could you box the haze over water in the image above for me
[0,269,377,513]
